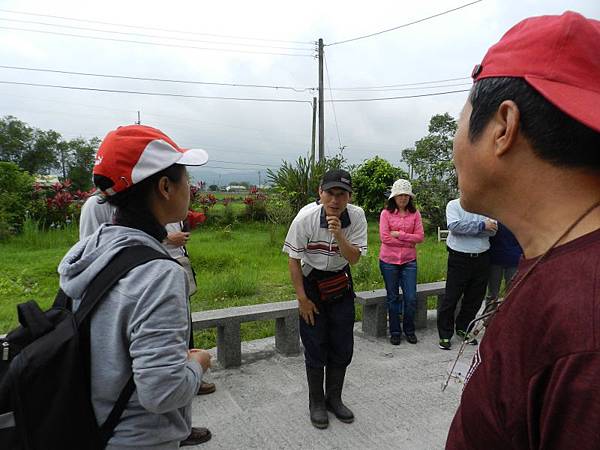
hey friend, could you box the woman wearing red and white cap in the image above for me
[58,125,212,448]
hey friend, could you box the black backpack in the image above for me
[0,245,173,450]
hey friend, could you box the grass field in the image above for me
[0,220,448,347]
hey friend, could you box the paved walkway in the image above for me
[191,313,475,450]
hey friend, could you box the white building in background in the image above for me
[225,185,247,192]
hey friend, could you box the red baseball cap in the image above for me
[93,125,209,195]
[472,11,600,133]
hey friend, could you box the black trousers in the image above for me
[437,248,491,340]
[299,270,355,369]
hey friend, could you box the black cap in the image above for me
[321,169,352,193]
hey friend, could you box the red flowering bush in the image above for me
[186,210,207,230]
[243,190,268,221]
[31,180,93,228]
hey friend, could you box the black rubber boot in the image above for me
[306,366,329,429]
[325,366,354,423]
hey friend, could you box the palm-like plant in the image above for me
[267,154,345,213]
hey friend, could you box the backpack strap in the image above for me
[99,374,136,446]
[74,245,173,326]
[74,245,175,446]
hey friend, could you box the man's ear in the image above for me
[494,100,520,157]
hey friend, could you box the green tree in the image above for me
[351,156,408,217]
[0,116,34,167]
[267,154,345,213]
[66,137,100,191]
[0,162,34,237]
[402,113,458,230]
[208,184,218,191]
[0,116,63,175]
[21,129,62,175]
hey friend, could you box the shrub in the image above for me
[351,157,408,217]
[0,162,34,236]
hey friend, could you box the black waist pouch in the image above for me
[308,266,352,303]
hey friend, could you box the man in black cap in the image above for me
[283,169,368,429]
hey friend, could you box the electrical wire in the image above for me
[0,7,314,44]
[323,54,343,151]
[327,82,472,92]
[0,65,315,92]
[326,89,470,102]
[327,76,471,90]
[209,159,279,168]
[327,0,483,46]
[0,17,313,51]
[0,26,314,57]
[0,80,314,103]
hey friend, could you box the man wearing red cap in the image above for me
[446,11,600,449]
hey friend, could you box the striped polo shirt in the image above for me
[283,203,368,274]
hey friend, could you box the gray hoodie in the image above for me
[58,224,202,449]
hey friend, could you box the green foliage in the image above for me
[267,154,345,213]
[351,156,408,216]
[265,194,295,226]
[0,222,447,338]
[66,137,100,191]
[403,113,459,230]
[0,115,100,187]
[0,162,34,236]
[208,184,218,191]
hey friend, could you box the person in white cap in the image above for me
[378,179,424,345]
[59,125,213,448]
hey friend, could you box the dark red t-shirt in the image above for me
[446,229,600,450]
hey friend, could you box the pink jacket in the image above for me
[378,209,425,265]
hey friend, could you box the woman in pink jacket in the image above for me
[379,179,425,345]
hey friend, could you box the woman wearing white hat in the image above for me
[378,179,425,345]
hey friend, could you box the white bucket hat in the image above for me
[388,179,415,200]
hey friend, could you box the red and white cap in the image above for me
[93,125,209,195]
[472,11,600,133]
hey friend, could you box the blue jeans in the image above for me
[379,259,418,336]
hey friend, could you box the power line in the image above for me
[0,80,314,103]
[0,16,313,51]
[328,82,472,92]
[0,65,315,92]
[0,7,314,45]
[327,76,471,90]
[327,0,483,46]
[209,159,278,168]
[326,89,471,102]
[324,55,343,151]
[0,26,314,57]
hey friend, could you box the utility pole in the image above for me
[318,38,324,162]
[258,170,261,188]
[311,97,317,161]
[136,111,141,125]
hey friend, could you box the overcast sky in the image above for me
[0,0,598,184]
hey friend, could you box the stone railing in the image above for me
[193,281,446,368]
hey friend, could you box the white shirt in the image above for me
[446,199,496,254]
[283,204,368,274]
[79,194,117,239]
[164,222,186,258]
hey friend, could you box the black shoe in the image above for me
[405,334,418,344]
[325,367,354,423]
[180,427,212,446]
[390,334,402,345]
[306,367,329,429]
[439,339,451,350]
